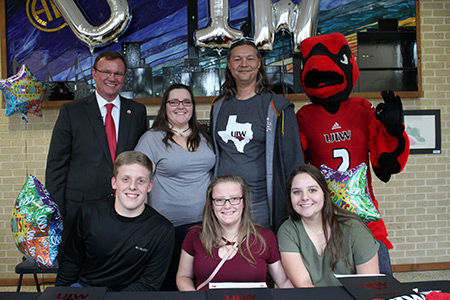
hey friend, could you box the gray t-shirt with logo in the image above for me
[215,95,270,227]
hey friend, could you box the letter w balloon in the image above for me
[52,0,131,53]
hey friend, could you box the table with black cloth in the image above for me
[1,280,449,300]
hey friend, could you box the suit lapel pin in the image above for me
[127,110,131,114]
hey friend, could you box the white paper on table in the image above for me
[209,282,268,289]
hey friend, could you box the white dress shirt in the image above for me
[96,91,121,141]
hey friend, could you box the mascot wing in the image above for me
[370,91,410,182]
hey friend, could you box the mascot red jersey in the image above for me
[296,32,409,249]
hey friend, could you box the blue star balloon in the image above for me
[0,65,49,122]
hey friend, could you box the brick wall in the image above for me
[0,0,448,279]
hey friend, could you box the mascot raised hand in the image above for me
[296,32,409,249]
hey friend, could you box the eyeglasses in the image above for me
[94,68,125,78]
[166,99,193,107]
[212,197,243,206]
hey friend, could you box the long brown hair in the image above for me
[221,39,273,98]
[200,175,266,265]
[152,83,211,151]
[286,164,369,270]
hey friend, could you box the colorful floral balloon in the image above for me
[320,163,381,223]
[11,175,63,268]
[0,64,49,122]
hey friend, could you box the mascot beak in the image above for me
[302,54,347,97]
[300,32,359,104]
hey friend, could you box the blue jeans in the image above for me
[377,240,392,275]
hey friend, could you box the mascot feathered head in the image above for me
[300,32,359,104]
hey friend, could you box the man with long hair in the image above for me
[209,39,304,231]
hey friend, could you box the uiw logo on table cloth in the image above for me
[224,295,256,300]
[56,293,89,299]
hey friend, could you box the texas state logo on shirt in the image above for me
[218,116,253,153]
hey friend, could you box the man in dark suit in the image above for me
[46,51,147,240]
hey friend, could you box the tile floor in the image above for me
[393,269,450,283]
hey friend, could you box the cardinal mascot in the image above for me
[296,32,409,249]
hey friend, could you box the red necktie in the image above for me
[105,104,117,163]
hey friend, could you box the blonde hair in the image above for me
[199,175,266,265]
[113,151,154,181]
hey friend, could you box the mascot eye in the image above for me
[340,54,349,65]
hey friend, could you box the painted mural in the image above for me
[3,0,417,98]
